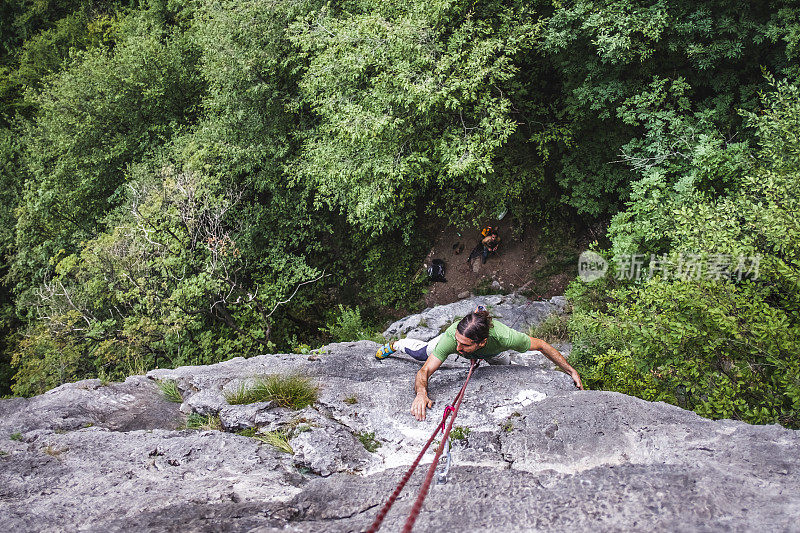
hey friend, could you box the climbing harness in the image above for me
[367,359,478,533]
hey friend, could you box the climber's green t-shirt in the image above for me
[431,320,531,362]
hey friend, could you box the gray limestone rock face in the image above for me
[0,375,182,438]
[0,427,302,533]
[181,387,228,416]
[277,459,799,533]
[290,409,374,477]
[0,336,798,532]
[218,401,275,431]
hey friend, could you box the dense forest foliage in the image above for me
[1,0,797,427]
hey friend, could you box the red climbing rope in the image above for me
[367,359,478,533]
[402,360,475,532]
[365,420,441,533]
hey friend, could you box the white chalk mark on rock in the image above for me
[493,389,546,419]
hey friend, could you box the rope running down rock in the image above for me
[367,359,478,533]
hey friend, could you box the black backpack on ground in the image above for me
[428,259,447,282]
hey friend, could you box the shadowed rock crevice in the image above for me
[95,500,286,533]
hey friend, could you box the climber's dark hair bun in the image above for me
[457,307,493,342]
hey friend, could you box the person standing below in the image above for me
[375,306,584,420]
[480,227,500,264]
[467,226,501,265]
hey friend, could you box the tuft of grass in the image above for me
[286,416,314,430]
[98,369,111,387]
[343,394,358,405]
[246,416,317,453]
[502,420,514,433]
[450,426,471,441]
[224,382,251,405]
[224,373,319,410]
[236,427,257,438]
[0,450,8,456]
[257,430,294,454]
[473,278,495,296]
[529,313,571,344]
[157,380,183,403]
[293,423,312,435]
[125,356,148,377]
[184,413,222,431]
[43,445,66,457]
[9,432,22,442]
[356,431,381,453]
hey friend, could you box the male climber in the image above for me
[376,306,584,420]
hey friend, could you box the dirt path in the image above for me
[421,217,582,307]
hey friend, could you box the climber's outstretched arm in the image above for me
[411,354,444,421]
[530,337,584,390]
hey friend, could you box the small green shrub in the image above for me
[257,430,293,454]
[343,394,358,405]
[568,277,800,428]
[157,380,183,403]
[356,431,381,453]
[98,369,111,387]
[472,278,494,296]
[529,313,571,344]
[450,426,471,441]
[184,413,222,431]
[10,432,22,441]
[321,305,383,343]
[235,428,257,438]
[294,343,312,355]
[225,374,320,410]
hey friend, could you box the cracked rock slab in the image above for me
[290,409,374,476]
[273,460,799,532]
[0,336,798,532]
[0,376,182,436]
[0,427,303,533]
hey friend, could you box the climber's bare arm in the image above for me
[411,354,444,421]
[530,337,584,390]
